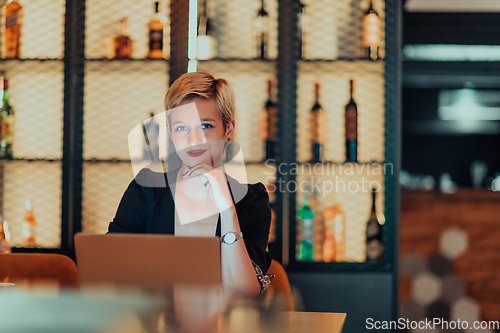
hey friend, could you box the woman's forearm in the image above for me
[220,207,261,296]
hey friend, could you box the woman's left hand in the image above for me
[183,164,234,212]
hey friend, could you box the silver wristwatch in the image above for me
[220,231,243,244]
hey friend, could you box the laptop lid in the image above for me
[74,233,221,290]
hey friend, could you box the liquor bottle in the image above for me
[323,202,345,262]
[361,0,380,61]
[3,0,22,58]
[297,193,314,262]
[253,0,269,59]
[142,112,160,161]
[0,77,15,159]
[0,218,10,254]
[114,18,132,59]
[197,0,217,60]
[148,2,165,59]
[259,79,276,161]
[365,188,384,261]
[22,198,36,247]
[310,82,325,163]
[345,80,358,163]
[298,0,306,59]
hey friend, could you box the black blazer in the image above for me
[108,167,273,274]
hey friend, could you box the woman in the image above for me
[109,72,274,296]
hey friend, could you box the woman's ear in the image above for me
[225,120,235,139]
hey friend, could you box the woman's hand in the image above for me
[183,164,234,212]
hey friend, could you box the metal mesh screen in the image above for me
[2,160,62,248]
[0,0,393,256]
[294,165,386,262]
[302,0,385,60]
[297,61,385,164]
[209,0,278,60]
[86,0,170,59]
[195,0,388,263]
[3,60,64,159]
[0,0,65,248]
[82,162,134,234]
[83,61,168,160]
[0,0,65,59]
[195,0,279,190]
[293,0,387,263]
[82,0,170,234]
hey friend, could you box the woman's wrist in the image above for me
[220,207,240,232]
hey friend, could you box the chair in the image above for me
[263,259,294,311]
[0,253,79,289]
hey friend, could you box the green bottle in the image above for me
[297,194,314,262]
[0,77,14,159]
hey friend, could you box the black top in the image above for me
[108,167,273,274]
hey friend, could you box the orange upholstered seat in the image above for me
[0,253,79,289]
[263,259,294,311]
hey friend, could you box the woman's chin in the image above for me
[180,155,211,167]
[179,154,223,168]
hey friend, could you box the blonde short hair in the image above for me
[164,72,235,132]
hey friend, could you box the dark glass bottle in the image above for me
[345,80,358,163]
[259,79,276,161]
[148,2,164,59]
[361,0,380,61]
[365,188,384,261]
[298,0,306,59]
[254,0,269,59]
[3,0,22,58]
[114,18,132,59]
[310,82,325,163]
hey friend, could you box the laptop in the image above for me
[74,233,221,290]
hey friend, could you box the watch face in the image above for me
[224,232,236,244]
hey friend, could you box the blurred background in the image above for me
[399,1,500,332]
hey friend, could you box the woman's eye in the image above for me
[202,123,213,129]
[175,126,187,132]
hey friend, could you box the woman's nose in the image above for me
[187,127,206,146]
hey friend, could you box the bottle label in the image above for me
[345,105,358,140]
[260,106,277,141]
[5,13,19,29]
[0,118,8,138]
[301,218,313,242]
[310,109,326,144]
[22,222,36,247]
[259,110,267,140]
[366,221,380,238]
[115,37,132,59]
[366,239,383,259]
[5,13,20,57]
[5,114,14,144]
[266,106,277,140]
[149,29,163,51]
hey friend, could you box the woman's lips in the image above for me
[187,149,207,157]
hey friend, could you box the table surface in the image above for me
[0,288,346,333]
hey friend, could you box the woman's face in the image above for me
[170,97,233,167]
